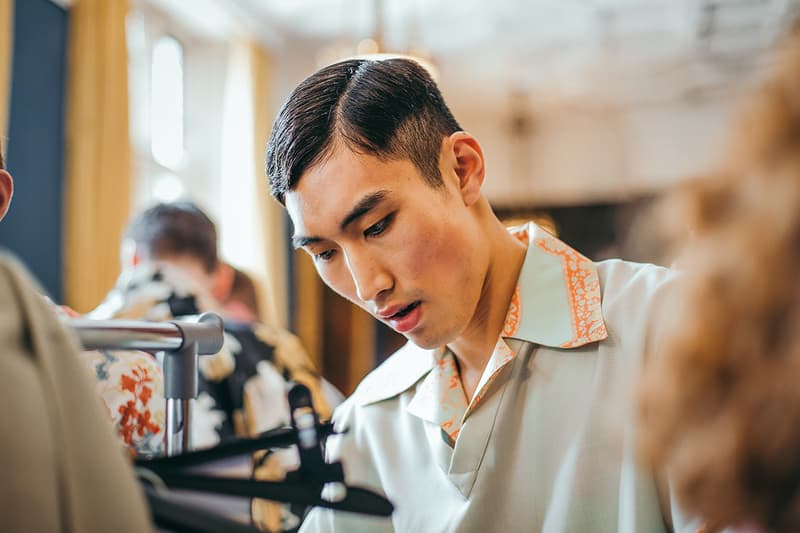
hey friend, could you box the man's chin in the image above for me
[404,330,446,350]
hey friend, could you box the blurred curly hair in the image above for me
[637,24,800,533]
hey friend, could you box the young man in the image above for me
[267,59,691,532]
[100,202,340,437]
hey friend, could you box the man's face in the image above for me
[285,143,488,349]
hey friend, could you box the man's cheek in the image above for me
[321,268,357,301]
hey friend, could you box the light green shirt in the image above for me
[300,223,697,532]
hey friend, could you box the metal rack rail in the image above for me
[67,313,224,456]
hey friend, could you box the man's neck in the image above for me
[447,220,527,401]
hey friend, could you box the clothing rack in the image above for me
[137,383,395,519]
[65,314,395,530]
[67,312,224,456]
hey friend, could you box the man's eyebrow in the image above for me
[292,235,322,249]
[339,190,389,232]
[291,190,390,249]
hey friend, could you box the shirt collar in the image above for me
[352,221,608,408]
[508,222,608,348]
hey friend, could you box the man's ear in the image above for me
[0,169,14,222]
[211,261,235,302]
[443,132,485,206]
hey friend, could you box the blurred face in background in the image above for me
[119,237,217,298]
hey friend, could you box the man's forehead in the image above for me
[288,152,402,214]
[305,144,377,183]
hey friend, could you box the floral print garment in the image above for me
[80,349,165,457]
[57,304,165,457]
[90,262,340,531]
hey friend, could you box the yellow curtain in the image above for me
[250,42,290,330]
[64,0,132,312]
[0,0,12,142]
[219,39,293,330]
[250,45,324,364]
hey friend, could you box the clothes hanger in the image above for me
[136,384,394,519]
[137,423,336,471]
[143,483,262,533]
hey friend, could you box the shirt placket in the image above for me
[431,349,469,442]
[435,285,522,444]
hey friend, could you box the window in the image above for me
[127,3,227,214]
[150,35,184,171]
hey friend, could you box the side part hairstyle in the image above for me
[266,58,462,204]
[638,25,800,533]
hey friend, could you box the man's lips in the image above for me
[383,302,422,333]
[377,301,420,320]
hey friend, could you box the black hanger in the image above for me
[143,484,261,533]
[137,423,336,471]
[136,384,394,519]
[142,473,393,517]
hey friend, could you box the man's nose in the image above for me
[344,249,392,303]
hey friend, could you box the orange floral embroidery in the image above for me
[503,287,521,338]
[427,223,606,446]
[534,236,607,348]
[436,351,467,439]
[509,225,530,245]
[467,338,517,412]
[433,283,523,442]
[118,365,160,447]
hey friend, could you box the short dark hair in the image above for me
[125,202,218,273]
[266,58,462,204]
[0,140,4,170]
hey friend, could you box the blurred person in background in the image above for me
[93,200,341,531]
[0,142,165,457]
[638,25,800,533]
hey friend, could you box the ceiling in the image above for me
[144,0,800,109]
[139,0,800,205]
[226,0,800,109]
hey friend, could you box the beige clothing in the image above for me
[0,253,152,532]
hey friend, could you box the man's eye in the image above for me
[364,214,394,238]
[313,249,336,262]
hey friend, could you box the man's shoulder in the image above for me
[344,341,434,408]
[596,259,677,305]
[595,259,679,347]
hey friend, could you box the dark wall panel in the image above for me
[0,0,68,300]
